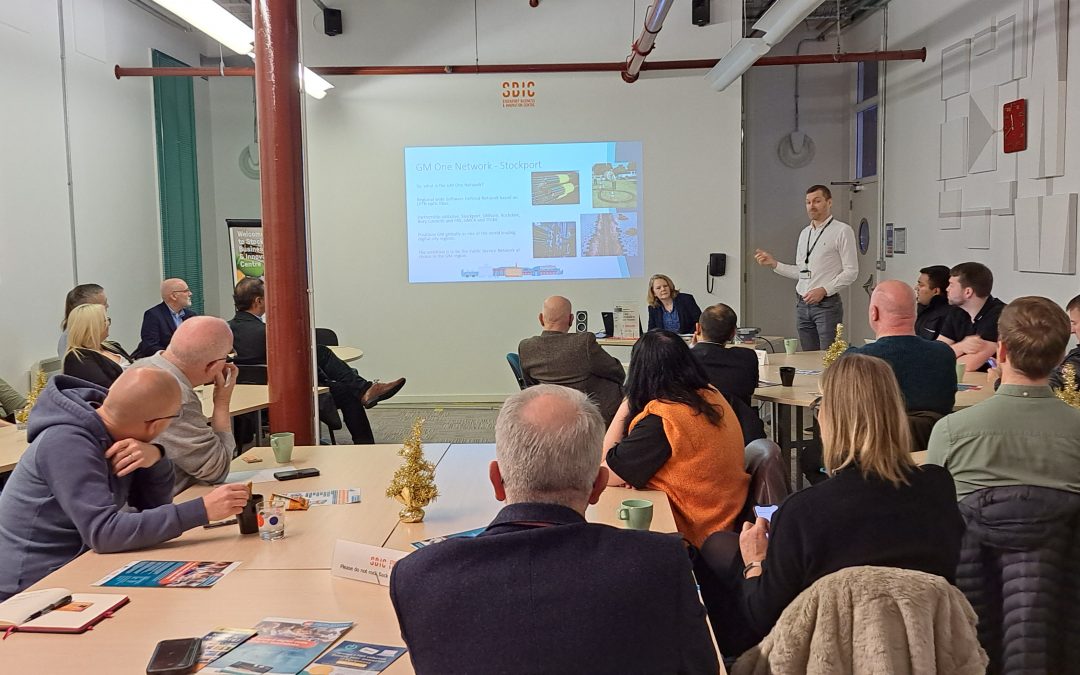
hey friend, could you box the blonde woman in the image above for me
[63,303,131,389]
[645,274,701,334]
[698,354,963,655]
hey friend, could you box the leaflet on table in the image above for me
[203,617,353,675]
[282,489,362,506]
[227,466,297,484]
[196,628,259,671]
[93,561,241,589]
[794,369,822,375]
[305,641,408,674]
[411,527,487,549]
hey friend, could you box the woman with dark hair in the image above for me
[646,274,701,334]
[602,330,748,547]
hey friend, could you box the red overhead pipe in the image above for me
[114,49,925,80]
[623,0,676,83]
[253,0,316,446]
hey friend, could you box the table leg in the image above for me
[793,407,806,491]
[773,402,793,491]
[256,409,265,447]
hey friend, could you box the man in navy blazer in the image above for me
[390,385,719,674]
[134,278,198,358]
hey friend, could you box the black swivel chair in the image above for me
[506,353,528,390]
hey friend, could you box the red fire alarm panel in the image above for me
[1003,99,1027,153]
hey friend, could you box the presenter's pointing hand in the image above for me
[753,249,777,268]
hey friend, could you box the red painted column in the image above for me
[253,0,315,445]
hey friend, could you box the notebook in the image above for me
[0,587,128,634]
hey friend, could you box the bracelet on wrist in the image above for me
[742,561,762,578]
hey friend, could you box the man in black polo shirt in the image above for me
[914,265,955,341]
[937,262,1006,373]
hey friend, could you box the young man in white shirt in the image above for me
[754,185,859,350]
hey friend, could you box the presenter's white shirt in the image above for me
[773,217,859,297]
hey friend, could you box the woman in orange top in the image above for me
[603,330,749,547]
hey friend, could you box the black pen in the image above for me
[203,518,238,529]
[26,595,72,622]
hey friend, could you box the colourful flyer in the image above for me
[93,561,241,589]
[304,641,407,673]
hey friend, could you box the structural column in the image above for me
[254,0,315,444]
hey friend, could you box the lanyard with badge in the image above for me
[800,216,833,280]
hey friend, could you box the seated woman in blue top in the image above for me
[695,354,964,656]
[646,274,701,334]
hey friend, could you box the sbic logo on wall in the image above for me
[501,80,536,109]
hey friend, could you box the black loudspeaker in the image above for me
[709,253,727,276]
[692,0,710,26]
[601,312,614,336]
[575,310,588,333]
[323,7,343,36]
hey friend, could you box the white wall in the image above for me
[856,0,1080,308]
[207,0,746,402]
[0,0,213,394]
[743,30,852,339]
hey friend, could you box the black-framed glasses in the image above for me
[145,412,181,424]
[207,354,236,368]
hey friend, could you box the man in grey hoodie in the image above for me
[0,369,250,600]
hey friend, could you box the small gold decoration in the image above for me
[386,418,438,523]
[14,371,48,427]
[822,323,849,368]
[1055,363,1080,409]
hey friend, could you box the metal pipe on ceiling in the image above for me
[114,48,925,79]
[622,0,676,83]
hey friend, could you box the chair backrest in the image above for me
[315,327,340,346]
[235,364,268,385]
[32,357,62,382]
[907,410,944,452]
[733,566,988,675]
[506,353,527,390]
[741,439,789,522]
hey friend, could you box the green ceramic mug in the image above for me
[617,499,654,530]
[955,361,967,384]
[784,338,799,355]
[270,432,294,463]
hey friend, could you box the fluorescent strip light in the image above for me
[705,38,770,92]
[150,0,254,55]
[751,0,822,46]
[302,68,333,99]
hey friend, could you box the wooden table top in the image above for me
[3,442,719,674]
[753,351,995,410]
[0,424,26,472]
[195,383,330,418]
[329,345,363,362]
[382,443,678,551]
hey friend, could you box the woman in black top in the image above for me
[698,354,963,655]
[62,303,130,389]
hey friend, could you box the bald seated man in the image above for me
[391,385,718,674]
[134,277,198,358]
[0,368,249,600]
[517,296,625,425]
[847,280,957,447]
[131,316,239,494]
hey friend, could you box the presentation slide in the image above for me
[405,141,644,283]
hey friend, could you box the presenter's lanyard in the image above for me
[804,216,833,267]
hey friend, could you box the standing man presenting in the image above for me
[754,185,859,351]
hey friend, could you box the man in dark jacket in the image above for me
[0,369,249,600]
[518,295,625,424]
[390,385,719,674]
[228,277,404,444]
[914,265,956,341]
[690,303,759,406]
[133,278,198,358]
[1049,292,1080,392]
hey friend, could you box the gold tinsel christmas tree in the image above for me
[1055,363,1080,409]
[386,417,438,523]
[14,371,48,427]
[822,323,849,368]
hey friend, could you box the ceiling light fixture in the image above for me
[148,0,332,99]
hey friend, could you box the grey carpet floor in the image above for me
[366,405,500,444]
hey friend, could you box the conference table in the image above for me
[753,351,995,488]
[0,385,324,476]
[2,443,694,674]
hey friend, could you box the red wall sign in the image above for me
[1003,99,1027,153]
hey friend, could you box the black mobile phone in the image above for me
[274,467,320,481]
[146,637,201,675]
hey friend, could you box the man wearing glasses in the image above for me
[0,368,249,600]
[133,278,199,358]
[131,316,239,493]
